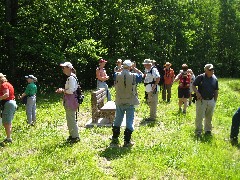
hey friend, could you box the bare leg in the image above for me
[3,123,12,139]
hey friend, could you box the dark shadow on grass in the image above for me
[139,118,158,127]
[99,146,132,160]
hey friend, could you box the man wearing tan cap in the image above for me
[192,64,219,137]
[142,59,160,121]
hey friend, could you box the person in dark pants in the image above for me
[230,108,240,146]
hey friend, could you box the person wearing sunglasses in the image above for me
[192,64,219,137]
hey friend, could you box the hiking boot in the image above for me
[67,136,80,143]
[167,99,170,103]
[109,138,120,148]
[183,110,186,114]
[230,138,238,146]
[123,141,134,147]
[71,137,80,143]
[205,131,212,136]
[67,136,73,142]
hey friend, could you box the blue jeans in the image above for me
[113,105,135,131]
[230,108,240,139]
[97,80,111,101]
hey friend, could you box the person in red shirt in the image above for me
[162,62,175,102]
[0,73,17,146]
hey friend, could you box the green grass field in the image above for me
[0,78,239,179]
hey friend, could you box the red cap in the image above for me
[99,59,107,63]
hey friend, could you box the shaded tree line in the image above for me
[0,0,239,93]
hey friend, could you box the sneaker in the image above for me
[123,141,134,147]
[230,138,238,146]
[3,138,12,143]
[0,138,12,147]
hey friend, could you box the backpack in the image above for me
[156,64,165,85]
[72,76,84,104]
[179,72,191,88]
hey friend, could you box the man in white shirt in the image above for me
[143,59,160,121]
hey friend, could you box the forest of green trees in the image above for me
[0,0,240,92]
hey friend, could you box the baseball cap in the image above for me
[60,62,73,69]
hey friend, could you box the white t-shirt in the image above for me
[144,67,160,92]
[65,73,78,94]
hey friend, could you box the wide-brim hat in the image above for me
[165,62,172,66]
[116,59,122,63]
[0,73,6,78]
[142,59,152,65]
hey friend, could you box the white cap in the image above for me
[204,64,214,71]
[25,75,37,81]
[60,62,73,69]
[123,60,132,67]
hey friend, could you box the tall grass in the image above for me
[0,78,239,179]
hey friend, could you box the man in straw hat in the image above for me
[0,73,17,146]
[162,62,175,103]
[142,59,160,121]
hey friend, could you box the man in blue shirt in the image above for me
[192,64,219,137]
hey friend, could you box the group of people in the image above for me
[95,58,220,146]
[0,73,37,146]
[0,58,239,147]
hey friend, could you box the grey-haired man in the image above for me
[111,60,143,147]
[192,64,219,137]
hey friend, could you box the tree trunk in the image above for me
[5,0,18,78]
